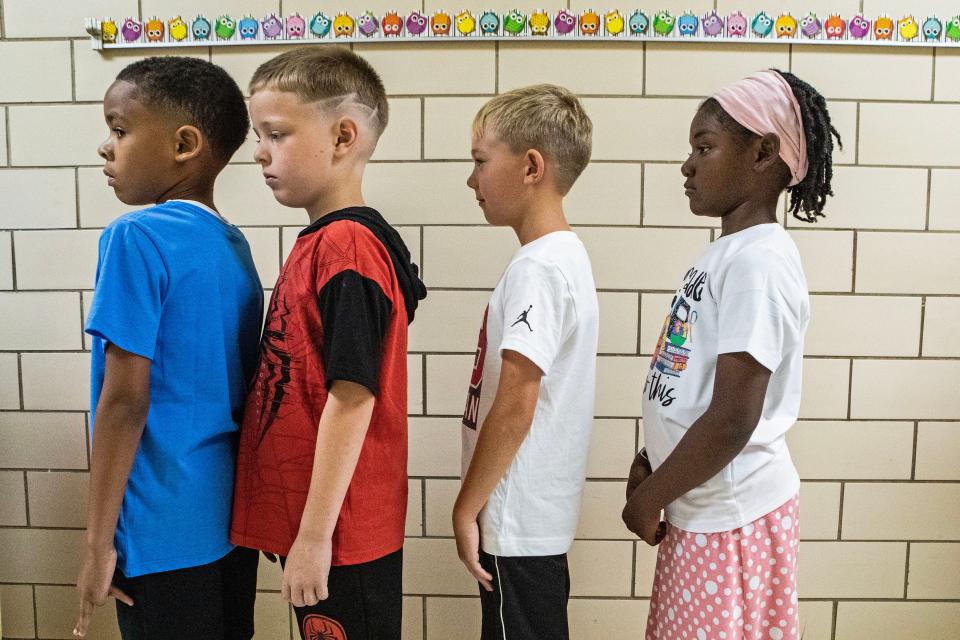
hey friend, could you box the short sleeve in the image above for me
[318,269,393,395]
[498,259,572,377]
[85,221,167,360]
[716,254,801,372]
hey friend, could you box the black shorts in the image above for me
[282,548,403,640]
[112,546,259,640]
[478,550,571,640]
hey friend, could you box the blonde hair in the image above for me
[250,47,389,143]
[473,84,592,194]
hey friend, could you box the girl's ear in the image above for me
[754,132,782,173]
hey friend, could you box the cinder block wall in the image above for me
[1,0,959,638]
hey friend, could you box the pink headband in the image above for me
[711,70,808,186]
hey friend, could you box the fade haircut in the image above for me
[116,57,249,163]
[473,84,593,195]
[249,47,389,153]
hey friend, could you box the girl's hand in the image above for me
[622,492,667,546]
[625,448,653,500]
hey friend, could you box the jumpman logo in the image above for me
[511,305,533,332]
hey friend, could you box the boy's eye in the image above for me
[113,128,125,138]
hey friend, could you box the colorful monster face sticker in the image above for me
[383,11,403,36]
[824,15,845,39]
[238,16,258,39]
[479,11,499,34]
[702,11,722,36]
[358,11,380,36]
[310,12,332,36]
[727,12,747,36]
[629,10,649,35]
[874,16,893,39]
[530,11,550,36]
[848,14,870,38]
[580,11,600,35]
[192,16,211,39]
[286,14,306,38]
[775,14,797,37]
[653,11,674,35]
[431,12,451,35]
[605,10,625,35]
[677,13,698,36]
[899,15,918,40]
[145,18,164,41]
[922,17,942,40]
[215,15,236,39]
[262,14,283,38]
[333,13,354,37]
[752,12,773,37]
[121,18,142,42]
[102,19,118,43]
[947,16,960,41]
[168,17,187,41]
[503,10,526,34]
[554,9,576,34]
[800,13,821,38]
[456,11,475,35]
[406,11,428,35]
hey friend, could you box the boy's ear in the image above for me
[173,125,205,163]
[522,149,546,186]
[333,116,361,156]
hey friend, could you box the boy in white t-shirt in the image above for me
[453,84,599,640]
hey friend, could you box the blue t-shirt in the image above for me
[86,200,263,577]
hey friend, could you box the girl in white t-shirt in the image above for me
[622,70,841,639]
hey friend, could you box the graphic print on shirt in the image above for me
[253,270,297,447]
[645,267,706,406]
[462,306,489,430]
[510,304,534,332]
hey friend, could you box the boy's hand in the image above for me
[282,533,332,607]
[622,491,667,547]
[74,545,133,638]
[452,510,494,592]
[625,448,653,500]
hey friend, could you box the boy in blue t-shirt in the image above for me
[73,58,263,640]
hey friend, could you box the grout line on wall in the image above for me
[70,40,77,103]
[853,102,860,166]
[930,49,937,102]
[918,295,927,358]
[830,600,838,640]
[924,169,932,231]
[837,482,845,540]
[33,584,40,640]
[635,293,642,355]
[630,541,637,597]
[910,422,919,481]
[5,106,11,167]
[22,469,30,526]
[422,595,428,639]
[420,477,426,537]
[420,97,425,161]
[903,542,911,599]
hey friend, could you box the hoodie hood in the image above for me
[299,206,427,323]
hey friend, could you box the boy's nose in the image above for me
[97,138,111,160]
[680,157,694,178]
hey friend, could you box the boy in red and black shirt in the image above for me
[230,48,426,640]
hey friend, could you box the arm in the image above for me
[453,349,542,590]
[74,345,147,637]
[622,352,772,544]
[281,380,375,607]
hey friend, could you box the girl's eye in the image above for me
[113,128,125,138]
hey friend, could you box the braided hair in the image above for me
[700,70,842,223]
[775,69,842,222]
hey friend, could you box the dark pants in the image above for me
[479,550,571,640]
[113,546,259,640]
[282,548,403,640]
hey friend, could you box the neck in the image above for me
[156,180,217,212]
[511,196,571,246]
[718,197,779,237]
[305,182,366,225]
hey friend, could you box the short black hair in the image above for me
[700,70,842,223]
[116,57,248,163]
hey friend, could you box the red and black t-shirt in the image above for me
[231,207,426,565]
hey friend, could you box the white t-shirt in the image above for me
[462,231,599,557]
[642,223,808,533]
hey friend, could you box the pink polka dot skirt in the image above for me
[645,494,800,640]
